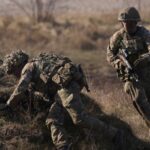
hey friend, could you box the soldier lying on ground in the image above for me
[0,50,127,150]
[107,7,150,126]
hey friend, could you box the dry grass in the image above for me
[88,81,150,140]
[0,12,150,149]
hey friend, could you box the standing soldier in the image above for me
[1,50,126,150]
[107,7,150,126]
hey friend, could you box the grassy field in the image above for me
[0,11,150,149]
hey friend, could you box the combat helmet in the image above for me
[3,50,29,74]
[118,7,141,22]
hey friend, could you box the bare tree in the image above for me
[10,0,57,23]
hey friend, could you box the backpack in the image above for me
[32,53,74,86]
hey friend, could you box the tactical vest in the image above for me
[31,53,73,84]
[119,27,148,65]
[31,53,89,91]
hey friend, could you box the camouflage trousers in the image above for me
[46,81,118,150]
[124,81,150,124]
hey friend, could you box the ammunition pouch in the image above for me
[52,63,90,91]
[52,63,75,87]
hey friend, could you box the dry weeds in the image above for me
[0,13,150,149]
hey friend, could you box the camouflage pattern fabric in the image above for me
[107,26,150,124]
[7,53,76,108]
[46,102,71,149]
[118,7,141,21]
[3,50,28,74]
[6,53,120,150]
[107,26,150,72]
[46,81,118,149]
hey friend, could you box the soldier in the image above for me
[1,50,126,150]
[107,7,150,126]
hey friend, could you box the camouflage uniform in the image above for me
[107,7,150,125]
[5,52,120,150]
[0,51,29,108]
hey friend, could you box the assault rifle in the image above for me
[118,49,139,82]
[118,49,150,127]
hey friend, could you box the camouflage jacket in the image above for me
[107,26,150,81]
[7,54,86,107]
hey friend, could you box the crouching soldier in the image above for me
[107,7,150,126]
[1,50,126,150]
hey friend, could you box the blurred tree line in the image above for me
[11,0,58,22]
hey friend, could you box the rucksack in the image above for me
[32,53,73,85]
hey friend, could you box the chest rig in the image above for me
[119,28,148,64]
[32,53,73,87]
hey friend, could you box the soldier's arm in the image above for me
[7,63,35,108]
[107,30,123,69]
